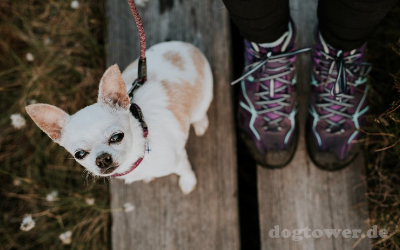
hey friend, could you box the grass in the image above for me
[0,0,399,249]
[365,4,400,250]
[0,1,110,249]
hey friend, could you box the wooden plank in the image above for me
[105,0,239,250]
[257,0,372,249]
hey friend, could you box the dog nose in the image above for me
[96,153,113,168]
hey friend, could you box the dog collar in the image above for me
[129,103,148,135]
[111,103,148,177]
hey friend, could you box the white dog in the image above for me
[25,41,213,194]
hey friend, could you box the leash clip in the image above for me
[128,79,141,100]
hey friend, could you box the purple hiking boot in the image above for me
[233,22,310,168]
[307,32,371,171]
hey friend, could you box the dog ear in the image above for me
[25,104,69,143]
[98,64,130,110]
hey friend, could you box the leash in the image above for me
[112,0,148,177]
[124,0,148,130]
[126,0,147,99]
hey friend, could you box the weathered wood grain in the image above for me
[106,0,239,249]
[257,0,371,249]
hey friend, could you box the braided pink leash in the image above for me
[126,0,146,60]
[111,3,148,178]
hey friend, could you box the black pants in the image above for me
[222,0,398,51]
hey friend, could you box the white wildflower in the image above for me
[85,197,95,205]
[70,0,79,9]
[123,202,134,212]
[13,179,21,186]
[46,190,58,202]
[10,113,26,129]
[26,52,34,62]
[59,230,72,245]
[20,214,35,231]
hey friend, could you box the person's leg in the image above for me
[318,0,398,51]
[222,0,290,43]
[307,0,398,170]
[224,0,309,168]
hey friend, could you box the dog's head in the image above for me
[26,65,146,177]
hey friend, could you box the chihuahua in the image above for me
[25,41,213,194]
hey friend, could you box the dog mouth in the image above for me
[100,165,119,175]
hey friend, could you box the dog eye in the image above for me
[74,150,88,160]
[109,132,124,144]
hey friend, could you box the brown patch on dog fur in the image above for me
[162,49,206,131]
[191,48,205,79]
[163,51,185,71]
[162,80,191,131]
[98,64,130,109]
[25,104,69,141]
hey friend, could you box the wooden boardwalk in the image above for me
[257,1,371,249]
[258,152,370,250]
[106,0,371,249]
[106,0,239,250]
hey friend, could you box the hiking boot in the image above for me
[307,31,371,171]
[234,21,310,168]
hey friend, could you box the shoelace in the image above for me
[232,47,311,130]
[314,49,371,132]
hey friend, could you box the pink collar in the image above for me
[111,103,148,177]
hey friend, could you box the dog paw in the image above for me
[193,115,209,136]
[178,172,197,194]
[143,177,155,183]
